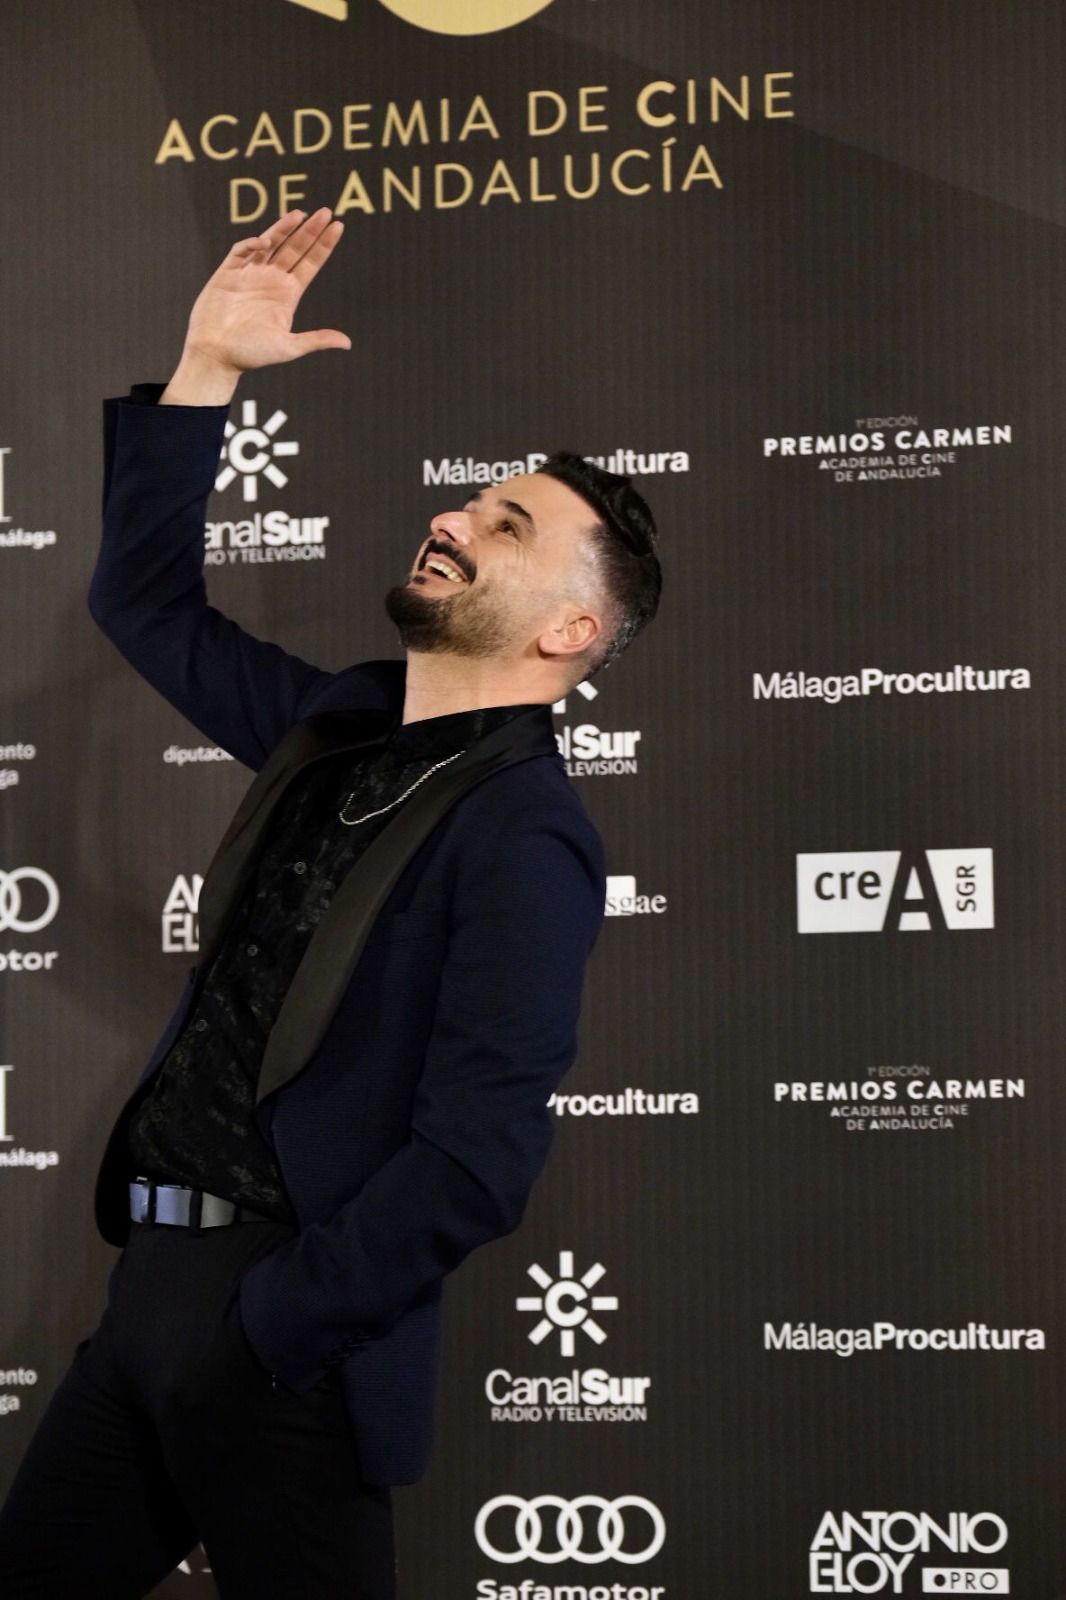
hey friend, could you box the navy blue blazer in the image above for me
[87,393,607,1484]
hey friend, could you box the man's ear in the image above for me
[537,606,601,663]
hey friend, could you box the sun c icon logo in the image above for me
[475,1495,666,1565]
[376,0,555,35]
[0,868,60,934]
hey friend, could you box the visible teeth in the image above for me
[427,558,465,583]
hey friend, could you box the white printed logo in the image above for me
[518,1250,618,1356]
[216,401,299,503]
[162,874,202,954]
[809,1511,1009,1594]
[475,1494,666,1565]
[797,850,994,933]
[0,1067,60,1171]
[553,682,642,778]
[0,867,59,933]
[605,874,667,917]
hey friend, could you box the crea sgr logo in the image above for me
[285,0,556,35]
[796,849,994,934]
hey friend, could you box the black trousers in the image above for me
[0,1213,397,1599]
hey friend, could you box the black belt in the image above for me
[129,1178,278,1229]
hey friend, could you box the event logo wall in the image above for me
[475,1494,667,1566]
[809,1511,1009,1594]
[518,1250,618,1356]
[0,1067,60,1172]
[286,0,555,33]
[163,874,202,953]
[797,850,994,933]
[553,681,643,778]
[489,1251,652,1424]
[207,400,329,566]
[0,867,59,972]
[0,449,57,553]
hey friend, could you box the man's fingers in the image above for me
[228,209,310,270]
[289,219,345,289]
[285,327,352,360]
[269,206,335,272]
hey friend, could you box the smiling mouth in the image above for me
[414,546,471,585]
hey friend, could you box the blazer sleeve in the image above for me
[87,385,333,771]
[237,800,607,1392]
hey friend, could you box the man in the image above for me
[0,207,662,1599]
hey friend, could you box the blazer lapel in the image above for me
[255,703,558,1107]
[196,708,398,973]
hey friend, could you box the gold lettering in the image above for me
[563,152,600,200]
[529,157,557,203]
[229,178,268,223]
[382,100,429,147]
[245,112,285,158]
[710,76,750,120]
[155,119,195,165]
[334,168,376,215]
[764,71,795,117]
[383,166,422,211]
[528,89,567,137]
[459,95,500,142]
[480,158,521,205]
[294,108,332,154]
[435,163,474,208]
[636,82,676,129]
[343,104,373,151]
[578,85,608,133]
[680,143,723,190]
[201,115,239,161]
[610,148,651,196]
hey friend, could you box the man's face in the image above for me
[383,472,603,666]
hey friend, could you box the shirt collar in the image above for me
[383,702,551,762]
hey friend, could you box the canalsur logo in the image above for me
[163,874,202,954]
[208,399,329,567]
[553,680,642,778]
[488,1250,652,1425]
[796,850,994,934]
[285,0,556,34]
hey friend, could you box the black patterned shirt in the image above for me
[126,702,543,1220]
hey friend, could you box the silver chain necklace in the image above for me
[338,749,467,827]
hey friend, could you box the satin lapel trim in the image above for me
[196,710,397,972]
[256,704,558,1107]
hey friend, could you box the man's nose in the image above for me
[430,510,474,546]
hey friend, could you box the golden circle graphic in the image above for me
[376,0,555,36]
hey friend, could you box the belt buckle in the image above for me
[130,1180,156,1226]
[187,1189,204,1235]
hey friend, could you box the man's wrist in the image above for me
[160,348,241,407]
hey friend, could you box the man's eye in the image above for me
[498,520,517,535]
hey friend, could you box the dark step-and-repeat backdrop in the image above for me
[3,1,1065,1594]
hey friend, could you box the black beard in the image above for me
[382,581,457,651]
[382,577,511,657]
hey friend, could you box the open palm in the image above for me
[184,207,350,372]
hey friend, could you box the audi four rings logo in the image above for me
[0,869,59,933]
[475,1496,666,1565]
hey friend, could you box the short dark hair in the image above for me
[535,451,662,681]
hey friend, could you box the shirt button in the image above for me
[246,943,259,957]
[194,1018,208,1033]
[292,861,307,875]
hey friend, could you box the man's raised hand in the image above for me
[161,208,351,406]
